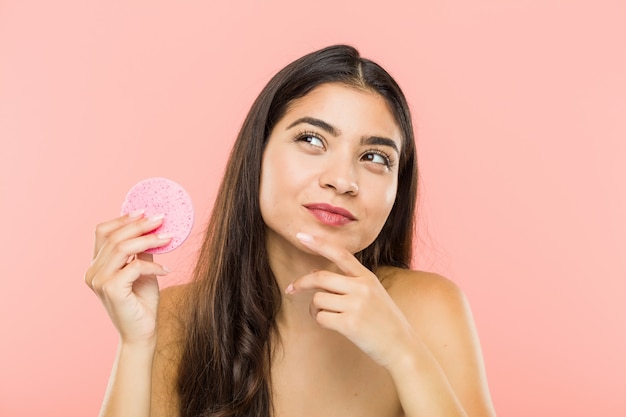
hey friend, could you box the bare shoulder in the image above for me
[156,283,190,353]
[378,267,474,347]
[158,283,189,326]
[379,267,468,320]
[151,283,190,417]
[379,267,496,416]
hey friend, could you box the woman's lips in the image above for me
[304,203,356,226]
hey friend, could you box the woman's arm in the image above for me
[99,340,156,417]
[385,271,496,417]
[85,213,173,417]
[101,285,185,417]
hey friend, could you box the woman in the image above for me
[86,45,496,417]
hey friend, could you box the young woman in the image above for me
[86,45,496,417]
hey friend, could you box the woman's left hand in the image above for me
[285,232,416,367]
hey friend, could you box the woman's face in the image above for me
[260,83,402,258]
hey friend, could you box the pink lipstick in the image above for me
[304,203,356,226]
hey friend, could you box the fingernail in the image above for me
[296,232,313,243]
[163,266,172,273]
[157,233,174,240]
[148,213,165,222]
[128,209,145,219]
[285,282,294,294]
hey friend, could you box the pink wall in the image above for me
[1,1,624,415]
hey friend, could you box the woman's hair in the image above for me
[178,44,418,417]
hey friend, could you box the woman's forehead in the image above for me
[277,83,403,148]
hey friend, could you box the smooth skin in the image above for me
[87,83,496,417]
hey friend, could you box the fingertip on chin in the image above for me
[296,232,314,244]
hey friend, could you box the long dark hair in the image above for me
[177,44,418,417]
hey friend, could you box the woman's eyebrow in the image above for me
[362,136,400,155]
[286,117,340,136]
[286,116,400,155]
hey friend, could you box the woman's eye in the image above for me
[300,135,324,149]
[362,151,391,167]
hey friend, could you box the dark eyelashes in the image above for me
[292,130,396,168]
[365,149,396,168]
[293,130,324,145]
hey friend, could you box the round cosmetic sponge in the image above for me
[121,177,194,254]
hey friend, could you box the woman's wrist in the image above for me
[119,328,158,349]
[118,336,158,354]
[383,333,467,417]
[383,329,448,390]
[383,331,424,378]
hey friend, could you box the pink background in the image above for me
[1,0,625,415]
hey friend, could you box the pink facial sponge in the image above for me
[120,177,194,254]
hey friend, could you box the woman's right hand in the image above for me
[85,211,173,346]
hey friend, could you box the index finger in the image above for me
[295,232,368,277]
[93,210,145,258]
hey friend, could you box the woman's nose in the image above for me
[319,159,359,196]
